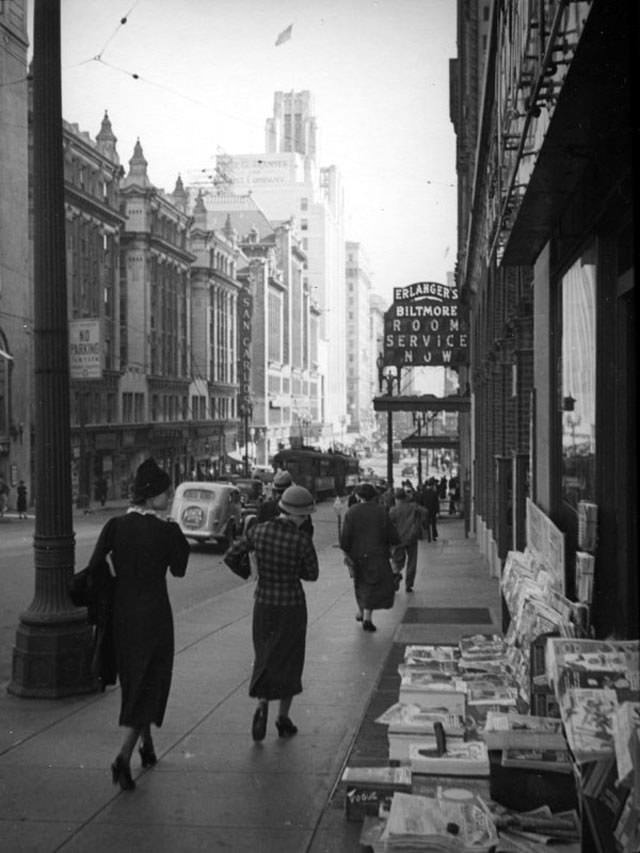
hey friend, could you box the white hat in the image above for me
[278,485,316,516]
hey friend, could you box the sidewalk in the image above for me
[0,509,500,853]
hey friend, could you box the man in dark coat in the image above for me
[389,487,427,593]
[340,482,400,632]
[422,479,440,542]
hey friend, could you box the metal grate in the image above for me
[402,607,492,624]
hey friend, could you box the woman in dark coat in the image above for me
[87,457,189,791]
[340,482,400,632]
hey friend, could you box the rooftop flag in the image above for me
[275,24,293,46]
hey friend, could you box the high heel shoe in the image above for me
[362,620,377,632]
[139,742,158,768]
[252,703,268,741]
[111,755,136,791]
[275,716,298,738]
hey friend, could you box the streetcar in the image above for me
[270,447,360,499]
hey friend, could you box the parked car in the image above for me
[170,482,242,547]
[231,477,265,534]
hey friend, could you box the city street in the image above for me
[0,501,341,688]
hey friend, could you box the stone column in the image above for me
[9,0,96,698]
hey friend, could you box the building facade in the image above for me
[452,0,636,637]
[345,241,375,437]
[203,91,348,445]
[199,192,321,465]
[0,0,30,507]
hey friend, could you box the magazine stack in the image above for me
[374,789,497,852]
[545,637,640,851]
[481,710,572,775]
[375,702,467,762]
[500,549,581,708]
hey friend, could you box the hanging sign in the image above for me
[69,319,102,379]
[383,281,468,368]
[237,288,253,410]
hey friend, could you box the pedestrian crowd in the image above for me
[71,453,457,794]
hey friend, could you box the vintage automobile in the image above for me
[228,477,265,534]
[170,482,242,547]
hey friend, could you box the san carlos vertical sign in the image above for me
[383,281,468,367]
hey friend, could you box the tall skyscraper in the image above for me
[214,91,347,444]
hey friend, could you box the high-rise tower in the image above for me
[266,91,317,160]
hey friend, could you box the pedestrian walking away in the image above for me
[257,468,314,537]
[85,457,189,792]
[389,487,427,593]
[0,475,9,518]
[422,479,440,542]
[16,480,28,518]
[340,481,400,632]
[225,484,319,742]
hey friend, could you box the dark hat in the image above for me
[278,485,316,516]
[356,482,378,502]
[132,457,171,502]
[273,470,293,490]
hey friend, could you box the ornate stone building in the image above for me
[0,0,30,506]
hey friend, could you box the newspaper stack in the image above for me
[380,789,497,852]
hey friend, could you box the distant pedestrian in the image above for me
[86,457,189,791]
[422,480,440,542]
[95,476,108,507]
[448,476,460,516]
[389,488,427,593]
[0,476,9,518]
[340,482,400,632]
[333,489,349,540]
[16,480,28,519]
[257,469,313,537]
[226,485,319,741]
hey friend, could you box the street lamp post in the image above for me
[9,0,95,697]
[377,353,399,489]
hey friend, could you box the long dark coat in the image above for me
[87,512,189,727]
[340,501,400,610]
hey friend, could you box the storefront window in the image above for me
[560,246,596,508]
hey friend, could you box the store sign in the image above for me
[237,289,253,411]
[383,281,468,368]
[69,319,102,379]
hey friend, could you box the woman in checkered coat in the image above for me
[228,484,319,741]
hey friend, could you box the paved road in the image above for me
[0,504,341,687]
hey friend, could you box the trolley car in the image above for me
[271,447,360,499]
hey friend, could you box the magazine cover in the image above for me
[375,702,467,735]
[459,634,506,659]
[409,740,490,776]
[500,746,572,773]
[562,687,618,762]
[404,644,461,664]
[482,711,566,750]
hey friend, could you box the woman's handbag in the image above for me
[223,543,251,580]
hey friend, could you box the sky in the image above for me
[35,0,458,303]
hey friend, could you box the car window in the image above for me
[182,488,217,502]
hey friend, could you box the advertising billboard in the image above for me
[383,281,468,368]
